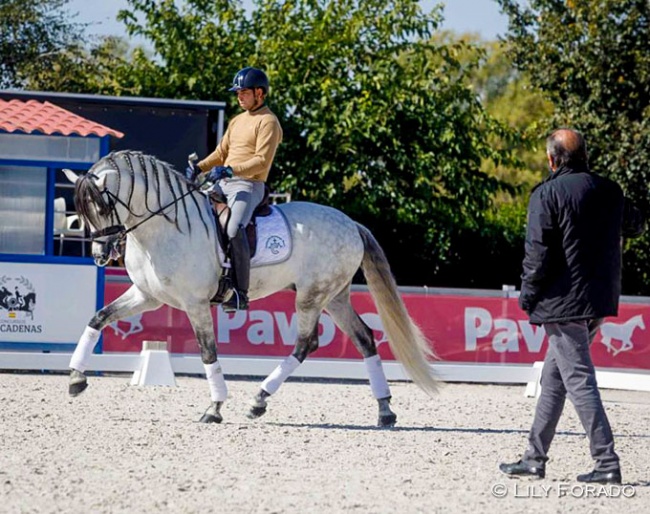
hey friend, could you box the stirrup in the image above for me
[222,290,249,312]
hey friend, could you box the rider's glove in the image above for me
[208,166,234,182]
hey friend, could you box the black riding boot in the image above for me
[222,225,250,312]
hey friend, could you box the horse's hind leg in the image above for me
[326,288,397,427]
[247,296,324,420]
[69,285,161,396]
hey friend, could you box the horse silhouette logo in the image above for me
[109,314,144,340]
[598,314,645,356]
[265,235,286,255]
[360,312,389,347]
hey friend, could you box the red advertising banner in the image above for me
[102,280,650,370]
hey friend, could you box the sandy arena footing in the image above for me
[1,373,649,513]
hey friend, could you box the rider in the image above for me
[14,287,24,309]
[191,67,283,312]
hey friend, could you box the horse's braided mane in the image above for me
[75,150,211,236]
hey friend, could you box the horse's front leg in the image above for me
[184,302,226,423]
[69,285,161,396]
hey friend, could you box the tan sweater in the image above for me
[198,105,282,182]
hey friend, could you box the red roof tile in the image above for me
[0,99,124,138]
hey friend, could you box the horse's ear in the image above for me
[95,173,108,190]
[62,169,80,184]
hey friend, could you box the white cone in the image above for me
[130,341,176,387]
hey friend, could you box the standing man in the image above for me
[500,128,644,484]
[193,66,283,312]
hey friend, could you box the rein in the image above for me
[90,175,211,242]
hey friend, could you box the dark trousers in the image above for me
[523,319,620,472]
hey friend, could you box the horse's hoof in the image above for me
[378,413,397,427]
[199,413,223,424]
[199,401,223,423]
[247,390,269,419]
[69,381,88,397]
[246,405,267,419]
[69,370,88,397]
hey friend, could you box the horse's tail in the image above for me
[356,223,439,396]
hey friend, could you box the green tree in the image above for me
[425,34,554,287]
[249,0,522,286]
[498,0,650,294]
[0,0,88,89]
[77,0,519,287]
[473,40,553,284]
[473,40,552,187]
[112,0,254,101]
[10,0,525,288]
[21,36,137,93]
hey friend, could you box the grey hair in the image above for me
[546,128,588,167]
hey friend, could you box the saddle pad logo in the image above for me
[265,235,286,255]
[217,206,292,268]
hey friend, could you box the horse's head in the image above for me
[63,167,127,267]
[64,150,209,267]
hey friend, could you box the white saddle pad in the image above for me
[218,206,292,268]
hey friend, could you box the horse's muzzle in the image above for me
[92,236,124,267]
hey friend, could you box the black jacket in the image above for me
[519,163,645,325]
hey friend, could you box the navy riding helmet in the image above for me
[229,67,269,93]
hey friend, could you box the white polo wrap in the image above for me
[204,361,228,402]
[261,355,302,395]
[365,355,391,399]
[69,326,101,372]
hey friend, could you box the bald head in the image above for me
[546,128,588,170]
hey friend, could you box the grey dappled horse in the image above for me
[64,150,438,426]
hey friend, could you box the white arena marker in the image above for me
[524,361,544,398]
[130,340,177,387]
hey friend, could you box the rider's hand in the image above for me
[208,166,234,182]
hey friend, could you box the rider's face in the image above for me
[236,88,263,110]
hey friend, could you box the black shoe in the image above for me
[222,290,249,312]
[576,469,621,484]
[499,460,545,479]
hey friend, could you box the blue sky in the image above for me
[67,0,508,41]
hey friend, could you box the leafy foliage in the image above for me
[5,0,532,288]
[497,0,650,294]
[0,0,87,88]
[113,0,254,101]
[249,0,520,285]
[472,40,552,189]
[96,0,518,286]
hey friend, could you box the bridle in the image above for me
[86,172,210,249]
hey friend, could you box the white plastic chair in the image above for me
[53,197,86,256]
[269,192,291,204]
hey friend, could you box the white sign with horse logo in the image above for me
[464,307,646,357]
[0,262,97,343]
